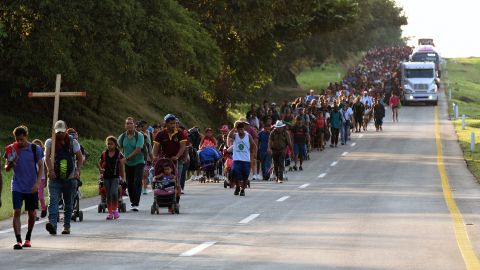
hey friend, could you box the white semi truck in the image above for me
[401,62,438,106]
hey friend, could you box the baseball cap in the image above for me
[54,120,67,133]
[164,114,176,122]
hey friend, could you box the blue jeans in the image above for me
[48,178,77,229]
[258,151,272,179]
[341,121,350,144]
[178,160,189,190]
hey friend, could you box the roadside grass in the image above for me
[447,57,480,182]
[297,63,346,92]
[228,62,345,124]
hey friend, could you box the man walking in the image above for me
[118,117,145,211]
[291,116,309,171]
[153,114,187,203]
[341,102,353,145]
[268,121,293,183]
[6,126,43,249]
[373,98,386,131]
[45,120,83,235]
[257,123,272,181]
[228,120,257,196]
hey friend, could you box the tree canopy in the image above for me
[0,0,406,135]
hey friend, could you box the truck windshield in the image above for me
[412,52,438,64]
[405,69,434,78]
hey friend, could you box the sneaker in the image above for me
[45,222,57,235]
[106,213,114,220]
[132,206,139,212]
[22,240,31,248]
[234,187,240,196]
[277,180,283,183]
[293,166,298,171]
[13,242,23,250]
[330,144,334,148]
[41,209,47,218]
[240,189,245,196]
[113,211,120,220]
[61,228,70,235]
[299,166,303,171]
[252,175,257,181]
[142,188,148,195]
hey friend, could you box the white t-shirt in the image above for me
[232,132,250,162]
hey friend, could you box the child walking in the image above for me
[31,139,47,220]
[98,136,125,220]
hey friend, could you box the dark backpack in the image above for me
[54,135,75,180]
[100,149,122,177]
[118,131,148,161]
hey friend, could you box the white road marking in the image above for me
[342,152,349,156]
[330,161,338,167]
[276,196,290,202]
[351,143,357,147]
[180,241,217,257]
[318,173,327,178]
[298,183,310,189]
[239,214,260,224]
[359,134,364,138]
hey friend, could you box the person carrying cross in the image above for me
[45,120,83,235]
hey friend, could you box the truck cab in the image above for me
[401,62,438,106]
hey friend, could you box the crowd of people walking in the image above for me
[0,46,411,250]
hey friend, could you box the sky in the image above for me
[394,0,480,58]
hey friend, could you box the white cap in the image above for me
[54,120,67,133]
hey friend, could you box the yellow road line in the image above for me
[435,107,480,269]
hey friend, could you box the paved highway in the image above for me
[1,92,480,269]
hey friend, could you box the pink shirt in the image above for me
[389,95,400,108]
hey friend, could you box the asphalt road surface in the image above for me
[1,91,480,270]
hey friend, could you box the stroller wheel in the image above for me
[224,181,228,189]
[97,204,102,213]
[175,205,180,214]
[72,214,77,222]
[79,211,84,222]
[150,205,155,215]
[171,204,176,214]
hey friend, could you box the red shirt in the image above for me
[390,95,400,108]
[315,117,326,129]
[154,128,187,158]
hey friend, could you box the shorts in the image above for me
[293,144,307,158]
[316,128,325,137]
[231,161,250,181]
[12,191,38,211]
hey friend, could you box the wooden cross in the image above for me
[28,74,86,165]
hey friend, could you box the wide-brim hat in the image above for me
[273,120,286,128]
[234,118,249,128]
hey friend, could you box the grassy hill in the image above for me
[447,57,480,181]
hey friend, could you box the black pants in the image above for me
[331,127,340,145]
[125,164,145,207]
[272,151,285,180]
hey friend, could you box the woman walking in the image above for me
[389,92,400,122]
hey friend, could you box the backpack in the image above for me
[188,129,201,150]
[54,135,75,181]
[100,149,122,177]
[118,131,148,162]
[270,130,289,151]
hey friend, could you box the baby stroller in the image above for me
[71,179,84,222]
[151,158,180,215]
[198,146,221,183]
[97,177,127,213]
[57,178,84,222]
